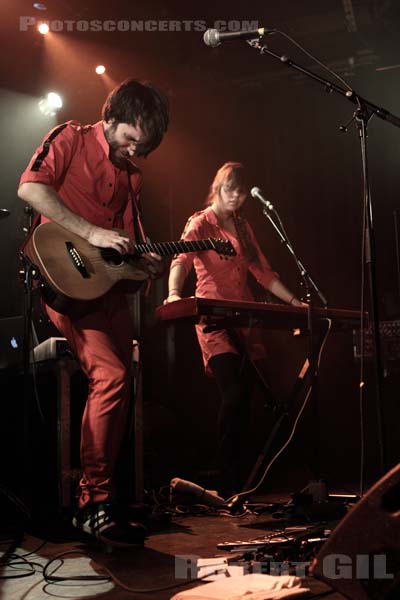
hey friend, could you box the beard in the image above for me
[104,123,129,166]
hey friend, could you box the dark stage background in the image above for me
[1,0,400,499]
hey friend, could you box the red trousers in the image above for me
[46,292,134,509]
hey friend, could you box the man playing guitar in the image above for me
[18,79,169,547]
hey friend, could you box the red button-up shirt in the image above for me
[19,120,143,240]
[171,206,279,370]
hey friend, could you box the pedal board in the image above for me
[217,525,330,556]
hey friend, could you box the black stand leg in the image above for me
[241,409,288,493]
[240,325,328,496]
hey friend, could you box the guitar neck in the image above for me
[132,239,214,257]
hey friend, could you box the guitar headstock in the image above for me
[210,238,237,256]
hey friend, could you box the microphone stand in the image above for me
[261,205,327,483]
[247,38,400,476]
[261,205,327,307]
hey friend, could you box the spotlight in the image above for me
[38,23,49,34]
[38,92,63,116]
[95,65,106,75]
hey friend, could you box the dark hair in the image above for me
[102,78,169,157]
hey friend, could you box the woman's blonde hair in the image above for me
[206,162,257,263]
[205,161,249,206]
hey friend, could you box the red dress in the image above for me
[170,206,279,372]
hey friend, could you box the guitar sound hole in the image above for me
[100,248,124,266]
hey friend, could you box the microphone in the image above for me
[170,477,225,507]
[203,27,274,48]
[250,187,274,211]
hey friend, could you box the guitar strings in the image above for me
[69,240,233,263]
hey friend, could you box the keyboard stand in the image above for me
[241,323,329,496]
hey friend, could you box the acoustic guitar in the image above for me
[23,221,236,314]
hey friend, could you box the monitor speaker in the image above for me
[310,463,400,599]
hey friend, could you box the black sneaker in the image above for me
[72,502,146,548]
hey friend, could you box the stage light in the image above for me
[38,92,63,116]
[38,23,49,34]
[95,65,106,75]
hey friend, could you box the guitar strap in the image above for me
[126,166,146,244]
[126,166,154,295]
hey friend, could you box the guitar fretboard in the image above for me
[133,239,214,257]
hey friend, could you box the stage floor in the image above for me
[1,492,349,600]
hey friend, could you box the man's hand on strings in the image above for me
[88,227,134,254]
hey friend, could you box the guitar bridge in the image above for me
[65,242,89,278]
